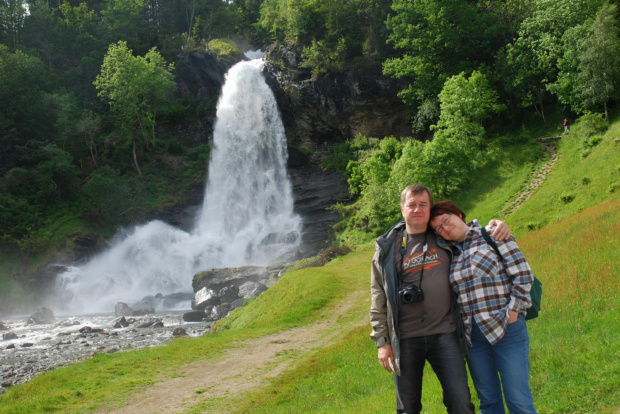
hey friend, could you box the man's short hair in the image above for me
[400,184,434,207]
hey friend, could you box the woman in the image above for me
[429,201,537,414]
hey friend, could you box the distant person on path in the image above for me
[430,200,537,414]
[370,184,510,414]
[563,118,570,132]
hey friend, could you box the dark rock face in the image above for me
[263,43,411,150]
[289,165,350,256]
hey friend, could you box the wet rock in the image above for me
[193,287,218,311]
[3,333,18,341]
[5,344,15,349]
[218,286,239,305]
[209,306,227,321]
[135,319,163,329]
[113,317,130,329]
[230,298,245,310]
[172,328,187,336]
[0,323,7,330]
[115,302,132,316]
[182,310,207,322]
[29,308,55,324]
[239,281,266,298]
[20,343,34,348]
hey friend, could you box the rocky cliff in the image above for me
[262,43,411,150]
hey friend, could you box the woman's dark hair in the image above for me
[430,200,466,223]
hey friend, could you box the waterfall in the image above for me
[57,58,302,315]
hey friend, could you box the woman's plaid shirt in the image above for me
[450,220,533,345]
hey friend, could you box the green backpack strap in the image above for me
[480,227,542,320]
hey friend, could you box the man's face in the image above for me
[400,191,431,231]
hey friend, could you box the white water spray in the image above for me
[57,58,302,314]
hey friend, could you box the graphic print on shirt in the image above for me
[402,244,446,275]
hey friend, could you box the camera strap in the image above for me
[399,230,428,290]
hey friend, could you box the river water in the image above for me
[0,311,212,395]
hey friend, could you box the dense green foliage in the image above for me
[0,0,248,257]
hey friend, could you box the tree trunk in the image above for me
[605,101,609,121]
[132,138,143,176]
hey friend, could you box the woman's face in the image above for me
[430,213,469,242]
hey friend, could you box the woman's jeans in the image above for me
[394,332,475,414]
[468,314,537,414]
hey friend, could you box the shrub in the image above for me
[207,39,243,65]
[574,112,607,137]
[560,193,575,204]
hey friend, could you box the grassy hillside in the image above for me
[1,116,619,413]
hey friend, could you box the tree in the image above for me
[0,0,26,47]
[575,3,620,119]
[94,41,176,176]
[432,71,505,144]
[501,0,604,119]
[0,45,54,174]
[383,0,507,126]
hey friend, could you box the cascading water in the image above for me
[57,57,302,315]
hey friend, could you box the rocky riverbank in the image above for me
[0,311,212,395]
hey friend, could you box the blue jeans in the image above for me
[394,332,475,414]
[467,314,537,414]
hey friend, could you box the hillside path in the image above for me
[501,139,559,217]
[102,293,363,414]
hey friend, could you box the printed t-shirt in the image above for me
[395,231,454,339]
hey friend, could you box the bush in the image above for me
[580,135,602,158]
[560,193,575,204]
[207,39,244,65]
[574,112,607,137]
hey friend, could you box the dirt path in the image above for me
[500,139,559,218]
[104,296,361,414]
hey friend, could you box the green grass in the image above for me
[506,120,620,235]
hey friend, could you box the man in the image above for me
[370,184,509,413]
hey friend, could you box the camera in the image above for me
[399,285,424,304]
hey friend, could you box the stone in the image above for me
[230,298,245,310]
[29,307,55,324]
[3,332,18,341]
[238,281,266,298]
[113,317,130,329]
[135,319,164,329]
[218,285,239,305]
[209,305,228,321]
[193,287,219,311]
[182,310,207,322]
[115,302,132,316]
[0,322,7,330]
[172,327,187,337]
